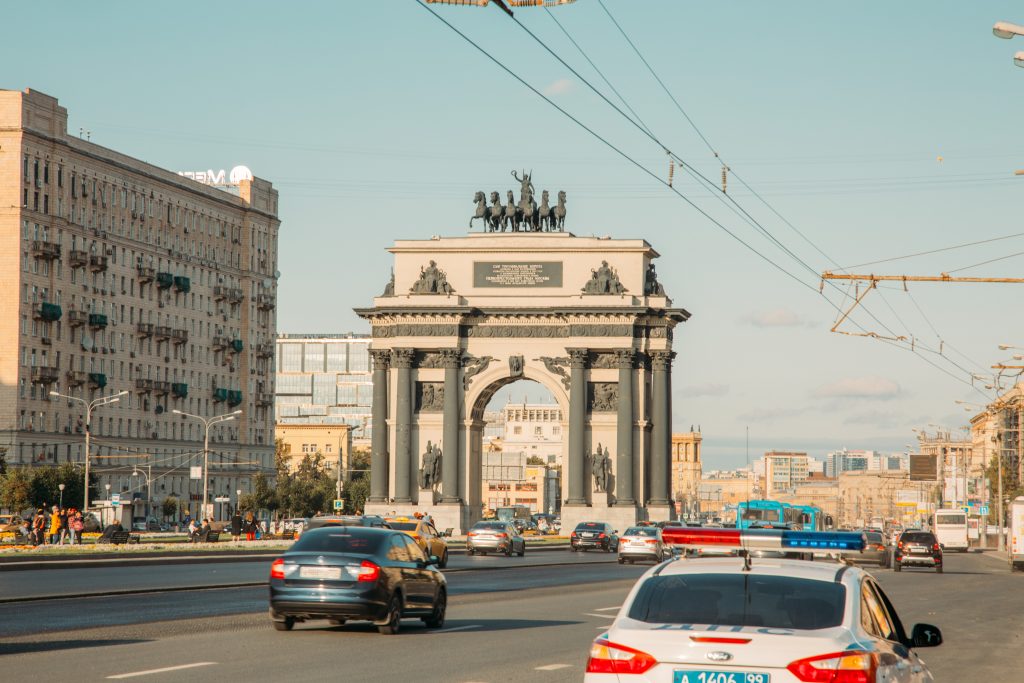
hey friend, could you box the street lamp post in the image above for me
[58,483,65,508]
[172,409,242,521]
[131,465,152,519]
[50,390,128,513]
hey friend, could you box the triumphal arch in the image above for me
[356,231,689,534]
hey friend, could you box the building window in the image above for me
[513,426,522,435]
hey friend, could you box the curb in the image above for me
[0,543,572,572]
[0,551,610,605]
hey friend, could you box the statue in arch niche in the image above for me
[591,444,611,493]
[419,441,442,489]
[410,261,454,295]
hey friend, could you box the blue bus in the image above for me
[735,501,831,530]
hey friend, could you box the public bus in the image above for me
[735,500,788,529]
[933,509,969,552]
[793,504,831,531]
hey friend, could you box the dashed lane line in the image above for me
[535,664,572,671]
[107,662,216,679]
[593,606,621,611]
[435,624,483,633]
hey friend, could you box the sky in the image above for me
[5,1,1024,469]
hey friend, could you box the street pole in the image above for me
[203,423,210,521]
[51,390,126,513]
[173,408,241,523]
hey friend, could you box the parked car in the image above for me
[570,522,619,552]
[617,526,669,564]
[894,529,943,572]
[269,526,447,634]
[466,521,525,557]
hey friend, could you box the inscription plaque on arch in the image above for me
[473,261,563,288]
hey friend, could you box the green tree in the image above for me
[161,496,179,521]
[0,468,32,515]
[250,472,277,514]
[29,463,92,509]
[278,452,335,517]
[0,447,8,476]
[343,478,370,514]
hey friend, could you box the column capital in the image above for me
[392,348,416,368]
[614,348,636,369]
[567,347,589,369]
[649,350,676,371]
[439,348,462,369]
[370,348,391,370]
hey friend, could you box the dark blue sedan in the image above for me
[269,526,447,635]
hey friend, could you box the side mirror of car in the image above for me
[910,623,943,648]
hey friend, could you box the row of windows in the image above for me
[277,343,371,373]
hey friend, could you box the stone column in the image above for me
[392,348,416,504]
[440,348,462,503]
[566,348,589,505]
[649,350,675,505]
[368,349,391,503]
[615,349,635,505]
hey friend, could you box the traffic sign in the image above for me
[214,496,230,503]
[111,493,121,506]
[333,499,344,511]
[980,505,990,515]
[962,506,971,514]
[190,466,203,480]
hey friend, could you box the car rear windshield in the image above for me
[289,530,385,555]
[901,532,935,544]
[627,574,846,630]
[624,527,658,537]
[472,522,507,530]
[864,532,884,543]
[575,522,605,530]
[388,522,418,531]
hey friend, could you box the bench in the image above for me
[109,530,141,545]
[193,530,221,543]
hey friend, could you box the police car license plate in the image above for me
[300,566,341,580]
[673,671,769,683]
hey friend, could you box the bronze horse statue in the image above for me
[470,191,493,231]
[537,190,552,231]
[503,190,519,232]
[488,191,504,232]
[512,169,538,231]
[553,190,567,231]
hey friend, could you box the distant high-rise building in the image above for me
[826,449,877,478]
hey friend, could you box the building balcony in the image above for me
[227,390,243,407]
[156,272,174,289]
[31,240,61,260]
[257,293,276,310]
[213,285,228,301]
[33,303,62,321]
[255,342,274,358]
[136,266,156,283]
[153,381,171,395]
[89,255,108,272]
[171,382,188,398]
[68,250,88,268]
[154,326,172,340]
[256,392,273,407]
[88,372,107,389]
[171,329,189,344]
[135,378,155,393]
[31,366,60,384]
[173,276,191,293]
[136,322,154,337]
[212,335,229,351]
[88,313,108,328]
[67,310,88,327]
[227,288,244,304]
[230,339,244,353]
[66,370,87,387]
[213,387,230,403]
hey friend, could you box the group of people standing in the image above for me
[230,510,262,541]
[21,505,86,545]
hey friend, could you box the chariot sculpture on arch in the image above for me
[470,171,566,232]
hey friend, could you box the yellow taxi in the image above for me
[385,517,449,568]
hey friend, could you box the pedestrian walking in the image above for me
[69,510,84,545]
[48,506,61,545]
[230,510,243,542]
[32,509,45,545]
[58,507,70,545]
[244,511,256,541]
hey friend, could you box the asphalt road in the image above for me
[0,551,1019,681]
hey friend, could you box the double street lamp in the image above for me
[172,409,242,521]
[993,22,1024,67]
[50,390,128,512]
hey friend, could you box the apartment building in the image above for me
[671,430,702,513]
[0,89,279,514]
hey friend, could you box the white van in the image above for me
[933,509,969,552]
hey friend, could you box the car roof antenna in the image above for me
[740,549,753,572]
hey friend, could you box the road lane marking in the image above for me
[535,664,572,671]
[593,606,621,611]
[436,624,482,633]
[583,612,616,618]
[107,662,216,679]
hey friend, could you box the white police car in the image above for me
[585,528,942,682]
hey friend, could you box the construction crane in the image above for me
[821,271,1024,341]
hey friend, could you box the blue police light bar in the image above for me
[780,530,865,551]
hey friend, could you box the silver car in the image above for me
[841,530,891,567]
[466,521,526,557]
[617,525,669,564]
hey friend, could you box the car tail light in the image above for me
[270,558,285,580]
[586,638,656,674]
[787,651,878,682]
[897,541,903,549]
[356,560,380,583]
[571,531,578,537]
[598,533,606,539]
[933,543,940,551]
[467,532,477,537]
[645,539,658,545]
